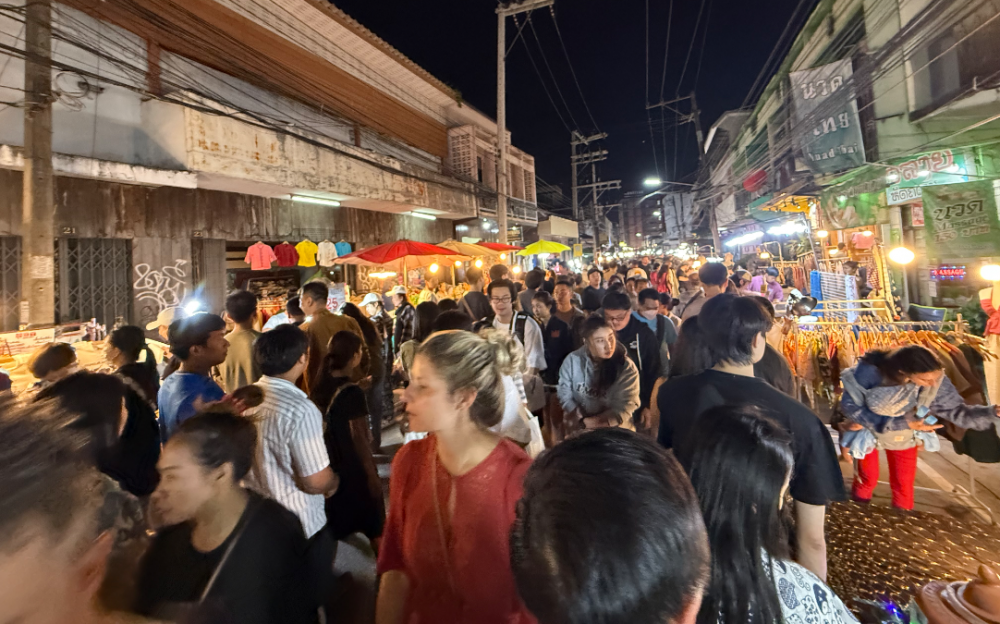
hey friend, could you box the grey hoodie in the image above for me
[557,346,641,429]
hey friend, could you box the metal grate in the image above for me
[56,238,133,327]
[0,237,20,331]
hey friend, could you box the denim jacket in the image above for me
[840,361,996,434]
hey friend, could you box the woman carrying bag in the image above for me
[134,411,317,624]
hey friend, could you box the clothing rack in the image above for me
[794,315,995,524]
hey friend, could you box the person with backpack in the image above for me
[601,292,661,432]
[481,279,546,377]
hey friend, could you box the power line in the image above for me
[547,6,600,133]
[511,13,574,134]
[525,13,581,131]
[658,0,674,101]
[674,0,708,97]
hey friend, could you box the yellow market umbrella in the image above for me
[516,240,572,256]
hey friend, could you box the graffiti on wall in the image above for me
[134,259,188,325]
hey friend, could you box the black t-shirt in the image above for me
[461,291,493,321]
[657,370,845,506]
[581,286,607,312]
[135,493,318,624]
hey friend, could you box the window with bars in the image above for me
[56,238,132,328]
[0,237,20,331]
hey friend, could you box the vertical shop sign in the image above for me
[790,60,866,174]
[922,181,1000,258]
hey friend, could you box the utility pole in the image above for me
[570,131,617,253]
[22,0,55,328]
[498,0,553,244]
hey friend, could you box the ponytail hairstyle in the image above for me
[861,345,942,384]
[580,316,628,394]
[416,330,509,428]
[109,325,157,375]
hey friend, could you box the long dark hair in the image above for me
[680,406,793,624]
[36,372,127,464]
[861,345,942,384]
[110,325,157,377]
[341,302,380,348]
[311,330,364,413]
[413,301,441,343]
[581,316,628,394]
[669,316,715,379]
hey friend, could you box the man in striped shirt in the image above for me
[246,324,339,610]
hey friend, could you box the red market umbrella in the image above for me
[478,242,524,252]
[334,240,469,282]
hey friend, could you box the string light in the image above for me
[512,266,522,275]
[500,253,507,260]
[455,260,462,267]
[475,259,484,268]
[429,263,439,273]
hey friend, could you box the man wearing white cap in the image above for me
[146,307,186,379]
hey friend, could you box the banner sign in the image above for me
[790,60,866,174]
[0,327,56,356]
[573,244,583,257]
[922,181,1000,259]
[885,150,969,205]
[819,170,885,229]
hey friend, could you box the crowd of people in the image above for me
[2,253,998,624]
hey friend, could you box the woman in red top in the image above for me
[376,330,533,624]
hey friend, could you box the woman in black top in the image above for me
[107,325,162,496]
[135,411,316,624]
[530,290,574,386]
[310,330,386,545]
[342,302,388,452]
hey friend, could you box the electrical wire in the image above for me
[548,6,600,133]
[511,14,574,135]
[525,13,581,132]
[673,0,708,98]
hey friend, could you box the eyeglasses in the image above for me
[605,312,629,324]
[491,296,512,304]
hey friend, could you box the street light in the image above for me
[643,177,662,187]
[889,247,915,313]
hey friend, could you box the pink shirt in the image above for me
[244,242,277,270]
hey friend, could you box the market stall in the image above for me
[334,240,469,306]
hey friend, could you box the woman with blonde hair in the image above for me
[376,330,533,624]
[479,327,544,456]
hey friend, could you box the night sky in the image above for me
[331,0,805,197]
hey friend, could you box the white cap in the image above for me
[360,292,381,306]
[146,306,186,331]
[627,268,648,280]
[391,285,407,296]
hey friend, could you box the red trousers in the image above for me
[852,446,919,510]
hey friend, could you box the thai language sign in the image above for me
[790,60,866,174]
[0,328,56,356]
[922,181,1000,259]
[885,150,968,205]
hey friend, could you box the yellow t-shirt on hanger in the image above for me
[295,240,319,267]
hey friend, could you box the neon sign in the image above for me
[930,265,966,281]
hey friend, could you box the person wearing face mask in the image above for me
[557,316,640,430]
[634,288,677,379]
[602,292,660,432]
[841,345,1000,510]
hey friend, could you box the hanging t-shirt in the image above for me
[851,231,876,249]
[295,240,318,267]
[317,241,339,267]
[273,243,299,268]
[244,242,277,271]
[334,241,352,256]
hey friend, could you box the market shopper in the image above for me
[532,290,574,386]
[658,294,845,580]
[246,325,340,612]
[841,346,1000,510]
[391,285,415,356]
[459,266,493,320]
[135,411,317,624]
[0,397,161,624]
[158,313,229,442]
[682,406,859,624]
[397,301,441,380]
[659,293,682,329]
[511,428,709,624]
[635,287,677,378]
[552,280,586,347]
[486,279,547,375]
[27,341,79,387]
[581,267,606,312]
[518,268,544,313]
[375,330,533,624]
[558,315,641,430]
[309,331,385,545]
[299,281,364,392]
[342,302,389,450]
[602,291,660,428]
[752,298,796,397]
[218,289,262,393]
[679,261,729,320]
